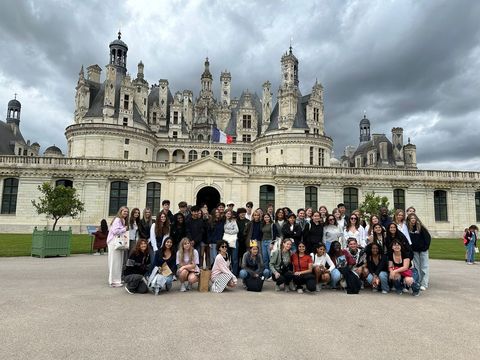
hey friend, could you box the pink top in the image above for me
[106,217,126,244]
[211,254,236,281]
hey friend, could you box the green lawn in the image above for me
[0,233,93,257]
[0,234,469,260]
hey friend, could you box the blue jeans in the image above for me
[467,241,476,263]
[393,268,420,294]
[209,244,217,266]
[239,268,271,280]
[330,268,341,288]
[228,244,239,276]
[164,274,173,291]
[413,251,429,288]
[366,271,389,292]
[261,240,271,273]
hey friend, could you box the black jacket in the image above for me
[409,225,431,252]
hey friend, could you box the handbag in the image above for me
[113,232,129,250]
[245,276,264,292]
[160,262,173,277]
[198,269,211,292]
[223,233,237,248]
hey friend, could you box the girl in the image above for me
[106,206,129,287]
[327,240,355,289]
[385,223,412,259]
[138,208,152,241]
[150,212,170,254]
[343,214,366,248]
[170,212,187,250]
[207,208,224,268]
[311,243,335,291]
[365,214,380,240]
[269,238,294,292]
[260,213,277,274]
[281,213,302,249]
[223,209,239,275]
[389,240,420,296]
[239,241,270,282]
[465,225,478,265]
[407,213,431,290]
[211,240,237,293]
[323,215,342,253]
[92,219,108,255]
[124,239,150,294]
[272,208,286,252]
[176,237,200,291]
[304,211,323,254]
[394,209,412,245]
[364,242,389,293]
[318,205,328,224]
[151,237,176,294]
[244,210,263,251]
[291,242,316,293]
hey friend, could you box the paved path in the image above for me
[0,256,479,360]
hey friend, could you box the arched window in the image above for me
[172,149,185,162]
[146,182,161,215]
[198,134,204,141]
[109,181,128,216]
[156,149,169,162]
[475,191,480,222]
[343,187,358,215]
[305,186,318,210]
[55,179,73,188]
[393,189,405,211]
[214,151,223,160]
[1,178,19,214]
[434,190,448,221]
[188,150,198,162]
[201,150,210,158]
[259,185,275,211]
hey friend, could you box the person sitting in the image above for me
[176,237,200,292]
[364,242,389,294]
[239,241,270,285]
[150,237,176,294]
[388,240,420,296]
[311,243,335,291]
[291,242,316,293]
[124,239,151,294]
[210,240,237,293]
[327,240,356,289]
[347,238,366,278]
[269,238,295,292]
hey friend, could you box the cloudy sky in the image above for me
[1,0,479,170]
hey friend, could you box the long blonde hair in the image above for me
[112,206,129,228]
[406,213,423,233]
[176,237,194,266]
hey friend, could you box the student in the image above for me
[186,205,207,262]
[138,208,153,241]
[92,219,108,255]
[151,237,176,294]
[327,240,355,289]
[207,208,224,268]
[379,207,392,229]
[291,242,316,293]
[260,213,277,274]
[223,209,239,275]
[389,240,420,296]
[125,208,140,274]
[244,210,263,251]
[170,212,187,250]
[211,240,237,293]
[239,241,270,283]
[150,212,170,254]
[385,223,412,259]
[161,200,175,223]
[323,215,342,252]
[245,201,254,220]
[343,214,366,248]
[176,237,200,291]
[393,209,411,245]
[311,243,335,291]
[236,207,250,264]
[106,206,129,287]
[124,239,151,294]
[465,225,479,265]
[407,213,431,290]
[303,211,323,254]
[364,242,389,294]
[269,238,295,292]
[282,213,302,249]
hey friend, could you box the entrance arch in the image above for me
[196,186,221,213]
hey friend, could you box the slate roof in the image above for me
[266,93,309,132]
[0,121,25,155]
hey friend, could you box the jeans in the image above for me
[413,251,429,288]
[466,241,476,263]
[366,271,389,292]
[330,268,341,288]
[228,244,239,276]
[209,244,217,266]
[393,268,420,294]
[239,269,271,280]
[261,240,271,273]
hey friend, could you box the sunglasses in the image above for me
[328,218,335,221]
[220,245,227,248]
[350,217,357,220]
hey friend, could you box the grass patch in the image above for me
[0,233,93,257]
[0,235,470,260]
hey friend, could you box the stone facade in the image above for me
[0,32,479,236]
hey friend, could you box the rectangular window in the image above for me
[145,148,148,155]
[146,182,161,215]
[242,134,251,143]
[109,181,128,216]
[232,136,237,143]
[476,192,480,223]
[173,111,178,125]
[124,94,129,110]
[144,98,146,105]
[124,150,129,159]
[232,152,237,165]
[343,187,359,215]
[434,190,448,221]
[242,115,252,129]
[318,149,325,166]
[259,185,275,212]
[266,158,268,165]
[393,189,405,211]
[1,178,19,214]
[314,108,319,121]
[123,117,128,126]
[310,147,314,165]
[152,112,157,124]
[305,186,318,210]
[125,138,130,145]
[242,153,251,165]
[172,131,178,139]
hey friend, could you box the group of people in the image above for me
[95,198,476,295]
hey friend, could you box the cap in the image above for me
[226,200,235,206]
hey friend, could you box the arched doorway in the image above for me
[196,186,221,213]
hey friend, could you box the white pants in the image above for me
[108,242,124,285]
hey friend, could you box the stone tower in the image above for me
[277,46,300,130]
[360,114,371,143]
[6,96,21,130]
[109,31,128,75]
[392,127,404,165]
[262,80,272,133]
[404,138,417,169]
[220,71,231,107]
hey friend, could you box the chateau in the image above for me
[0,32,479,236]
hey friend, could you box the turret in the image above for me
[392,127,404,165]
[6,96,21,128]
[404,138,417,169]
[109,31,128,75]
[220,70,231,106]
[277,46,301,130]
[360,114,371,143]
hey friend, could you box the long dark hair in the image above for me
[100,219,108,234]
[155,212,170,237]
[132,238,149,257]
[130,208,140,227]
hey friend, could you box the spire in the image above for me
[118,29,122,40]
[201,57,212,79]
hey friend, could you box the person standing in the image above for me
[465,225,479,265]
[407,213,431,290]
[106,206,129,287]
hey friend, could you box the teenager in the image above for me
[389,240,420,296]
[327,240,355,289]
[407,213,431,290]
[207,208,224,268]
[269,238,295,292]
[311,243,335,291]
[244,210,263,251]
[210,240,237,293]
[393,209,411,245]
[124,239,151,294]
[282,213,302,249]
[150,212,170,254]
[364,242,389,294]
[138,208,153,241]
[343,214,366,248]
[223,209,239,275]
[151,237,176,294]
[239,241,270,283]
[291,242,316,293]
[176,237,200,291]
[106,206,129,287]
[170,212,187,250]
[465,225,478,265]
[92,219,108,255]
[303,211,323,254]
[323,215,342,253]
[260,213,277,274]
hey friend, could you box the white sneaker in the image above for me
[186,283,191,291]
[284,286,290,293]
[93,252,100,256]
[402,288,409,293]
[297,288,304,294]
[420,286,427,291]
[124,286,134,295]
[381,290,388,294]
[179,283,187,292]
[289,283,296,291]
[316,284,321,292]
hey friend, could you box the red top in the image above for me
[291,253,312,272]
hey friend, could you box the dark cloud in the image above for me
[1,0,479,169]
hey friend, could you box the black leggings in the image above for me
[293,273,316,292]
[273,271,294,286]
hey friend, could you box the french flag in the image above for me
[211,126,233,144]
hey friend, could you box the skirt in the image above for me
[210,273,234,293]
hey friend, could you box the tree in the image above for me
[32,182,85,230]
[359,191,390,222]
